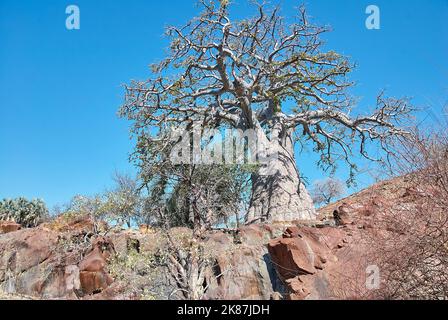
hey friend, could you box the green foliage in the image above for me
[138,131,255,229]
[0,197,48,228]
[109,250,156,281]
[143,163,254,228]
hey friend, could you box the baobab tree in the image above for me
[120,1,413,223]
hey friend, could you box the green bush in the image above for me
[0,197,48,228]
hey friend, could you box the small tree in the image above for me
[140,134,253,232]
[105,172,142,228]
[64,194,109,232]
[311,178,346,206]
[163,232,211,300]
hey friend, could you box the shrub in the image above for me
[370,126,448,299]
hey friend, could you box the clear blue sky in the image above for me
[1,0,447,209]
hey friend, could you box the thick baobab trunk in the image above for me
[247,127,316,223]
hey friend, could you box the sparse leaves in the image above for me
[120,0,414,223]
[120,0,414,191]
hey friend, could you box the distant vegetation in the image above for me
[0,197,48,228]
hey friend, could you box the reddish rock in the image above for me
[79,271,113,295]
[43,216,95,234]
[268,237,317,278]
[0,221,21,234]
[238,225,266,245]
[286,277,310,300]
[0,227,58,275]
[333,203,354,226]
[268,226,351,299]
[283,226,301,238]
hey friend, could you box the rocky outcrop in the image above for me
[78,237,115,295]
[203,225,285,300]
[0,221,21,234]
[0,176,425,300]
[0,224,61,297]
[0,217,116,299]
[264,177,425,300]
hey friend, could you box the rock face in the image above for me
[203,225,285,300]
[0,177,424,300]
[0,221,21,234]
[0,218,116,299]
[268,226,345,299]
[0,224,61,297]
